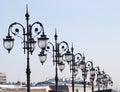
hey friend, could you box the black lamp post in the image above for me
[87,61,95,92]
[79,56,96,92]
[90,75,95,92]
[3,6,49,92]
[64,44,82,92]
[39,30,70,92]
[79,55,87,92]
[95,66,102,91]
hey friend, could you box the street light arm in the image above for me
[46,42,55,53]
[86,61,94,69]
[74,53,82,64]
[59,41,70,55]
[30,21,45,38]
[95,66,100,74]
[46,42,55,65]
[8,22,25,40]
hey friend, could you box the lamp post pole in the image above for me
[83,69,87,92]
[71,45,75,92]
[71,46,75,92]
[90,74,95,92]
[26,8,31,92]
[72,73,74,92]
[3,6,49,92]
[83,76,86,92]
[54,31,58,92]
[92,81,94,92]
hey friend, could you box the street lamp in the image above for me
[39,30,70,92]
[3,6,49,92]
[95,66,102,91]
[87,61,95,92]
[78,55,87,92]
[79,56,96,92]
[64,44,82,92]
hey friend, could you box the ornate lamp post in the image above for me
[64,44,82,92]
[87,61,95,92]
[79,56,96,92]
[39,30,70,92]
[79,55,88,92]
[3,6,49,92]
[95,67,102,91]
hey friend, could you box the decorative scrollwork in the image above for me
[74,53,82,64]
[86,61,93,69]
[9,22,25,41]
[46,41,69,65]
[30,22,44,38]
[95,66,100,74]
[46,42,54,55]
[58,41,69,55]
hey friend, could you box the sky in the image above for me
[0,0,120,90]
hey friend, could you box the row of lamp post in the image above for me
[65,50,113,92]
[3,6,113,92]
[78,56,113,92]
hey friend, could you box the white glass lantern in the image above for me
[73,63,78,70]
[64,50,73,62]
[90,67,95,75]
[82,68,88,80]
[29,38,36,54]
[58,62,65,72]
[38,51,47,65]
[73,69,78,77]
[3,35,14,53]
[38,34,49,49]
[79,61,86,70]
[58,55,63,63]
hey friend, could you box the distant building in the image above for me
[35,78,95,92]
[0,73,6,84]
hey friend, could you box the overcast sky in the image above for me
[0,0,120,90]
